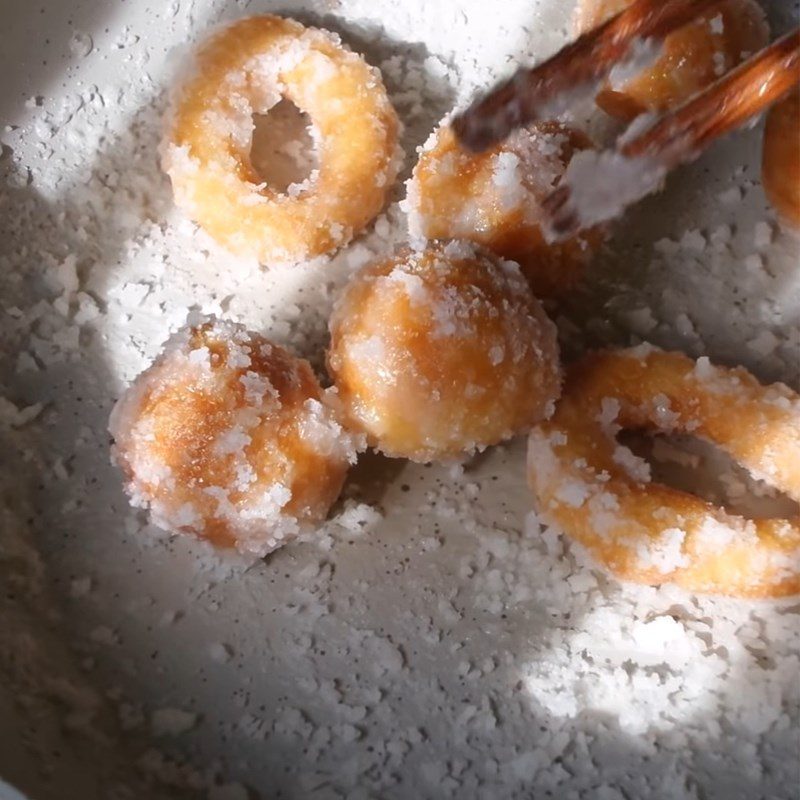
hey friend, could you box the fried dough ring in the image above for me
[527,346,800,598]
[162,15,401,263]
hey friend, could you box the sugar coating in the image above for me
[575,0,769,120]
[527,346,800,597]
[403,121,606,298]
[328,243,562,462]
[109,317,361,556]
[162,15,402,264]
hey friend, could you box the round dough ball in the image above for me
[327,243,562,462]
[109,317,361,556]
[404,122,605,298]
[575,0,769,120]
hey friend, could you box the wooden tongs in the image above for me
[451,0,800,240]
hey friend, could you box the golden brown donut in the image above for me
[528,346,800,598]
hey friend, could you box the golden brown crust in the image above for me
[528,347,800,598]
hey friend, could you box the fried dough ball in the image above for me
[575,0,769,120]
[404,122,605,297]
[762,91,800,229]
[327,243,562,462]
[109,318,361,556]
[162,15,401,264]
[528,346,800,598]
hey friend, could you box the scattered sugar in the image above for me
[151,708,198,737]
[0,397,45,428]
[636,528,690,574]
[209,642,234,663]
[753,221,773,249]
[613,444,652,483]
[1,3,798,800]
[208,784,250,800]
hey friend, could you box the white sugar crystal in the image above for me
[188,346,211,366]
[626,341,657,360]
[555,479,590,508]
[597,397,621,433]
[388,266,428,304]
[753,221,773,249]
[491,151,524,210]
[636,527,689,574]
[695,517,744,551]
[489,344,505,365]
[335,502,382,534]
[347,334,386,365]
[744,253,764,272]
[89,626,118,646]
[613,444,651,482]
[674,313,696,338]
[747,329,779,357]
[110,281,151,307]
[693,356,716,381]
[624,306,657,335]
[208,784,249,800]
[650,393,680,429]
[717,186,741,205]
[151,708,198,737]
[680,229,706,253]
[0,397,44,428]
[171,502,203,528]
[608,38,661,89]
[214,427,251,456]
[209,643,234,663]
[69,31,93,57]
[69,576,93,598]
[226,345,251,369]
[16,352,39,373]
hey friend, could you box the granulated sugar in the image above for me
[1,1,798,799]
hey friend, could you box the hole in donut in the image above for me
[618,430,800,520]
[249,99,319,194]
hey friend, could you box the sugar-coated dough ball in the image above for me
[404,122,605,298]
[327,243,562,462]
[109,318,361,556]
[762,91,800,229]
[575,0,769,120]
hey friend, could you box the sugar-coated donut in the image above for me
[762,91,800,229]
[162,15,401,264]
[575,0,769,121]
[327,242,562,462]
[404,122,605,298]
[528,346,800,598]
[109,317,362,556]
